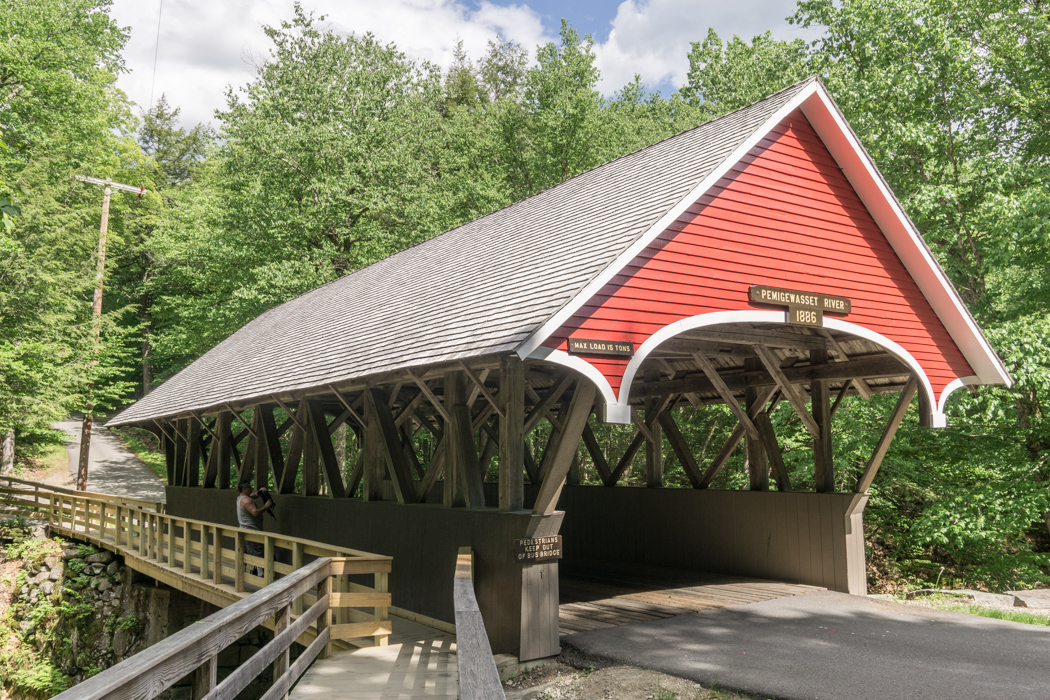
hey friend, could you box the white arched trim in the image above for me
[525,347,626,423]
[937,375,982,417]
[602,310,945,427]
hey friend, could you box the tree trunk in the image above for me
[1,429,14,475]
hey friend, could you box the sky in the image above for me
[111,0,813,128]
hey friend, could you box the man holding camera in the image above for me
[237,480,274,576]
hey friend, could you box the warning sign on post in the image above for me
[514,536,563,563]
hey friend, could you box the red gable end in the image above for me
[543,110,975,409]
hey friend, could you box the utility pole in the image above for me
[73,175,146,491]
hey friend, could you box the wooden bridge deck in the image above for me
[290,617,458,699]
[559,565,824,636]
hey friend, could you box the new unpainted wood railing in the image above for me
[0,478,392,650]
[50,556,339,700]
[454,546,505,700]
[0,474,164,515]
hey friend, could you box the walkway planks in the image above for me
[559,565,823,636]
[290,617,459,699]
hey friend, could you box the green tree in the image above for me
[497,21,607,198]
[138,95,212,188]
[680,29,811,117]
[0,0,134,449]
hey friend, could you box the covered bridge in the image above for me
[109,78,1010,661]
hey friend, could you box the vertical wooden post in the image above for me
[374,571,389,647]
[234,530,245,593]
[273,603,290,699]
[444,371,465,508]
[363,394,384,501]
[213,527,223,584]
[173,420,188,487]
[644,370,663,488]
[163,427,176,485]
[745,359,769,490]
[201,525,211,579]
[811,349,834,492]
[445,371,485,508]
[317,571,332,659]
[139,510,148,554]
[186,419,202,488]
[255,409,269,491]
[264,536,275,586]
[215,413,233,489]
[499,355,525,511]
[191,655,217,700]
[183,521,193,574]
[292,542,304,615]
[115,506,124,548]
[302,406,320,496]
[167,515,176,567]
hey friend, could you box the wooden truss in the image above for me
[149,328,920,508]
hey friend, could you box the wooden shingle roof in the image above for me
[108,79,831,426]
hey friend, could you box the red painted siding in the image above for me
[545,110,974,403]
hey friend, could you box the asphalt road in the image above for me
[57,418,166,503]
[562,590,1050,700]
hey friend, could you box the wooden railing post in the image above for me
[374,571,389,647]
[183,521,192,574]
[292,542,304,615]
[200,524,211,579]
[273,603,291,700]
[234,531,245,592]
[264,536,275,586]
[164,516,172,565]
[213,527,223,585]
[191,654,217,700]
[317,569,332,660]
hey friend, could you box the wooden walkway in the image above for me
[290,617,458,699]
[559,565,824,636]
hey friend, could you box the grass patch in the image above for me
[937,602,1050,626]
[14,428,70,482]
[110,426,166,481]
[913,593,1050,627]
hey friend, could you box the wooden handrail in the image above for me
[0,475,164,512]
[49,558,332,700]
[453,547,504,700]
[6,479,393,654]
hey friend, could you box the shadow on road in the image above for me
[562,589,1050,700]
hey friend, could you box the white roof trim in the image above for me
[798,87,1011,388]
[516,81,1011,393]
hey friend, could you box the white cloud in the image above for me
[112,0,555,127]
[111,0,810,128]
[592,0,808,96]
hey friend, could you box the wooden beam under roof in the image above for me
[632,353,908,400]
[679,327,833,351]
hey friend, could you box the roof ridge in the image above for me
[264,76,821,309]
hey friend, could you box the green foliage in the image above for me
[681,29,811,116]
[5,0,1048,597]
[111,426,166,480]
[105,614,139,634]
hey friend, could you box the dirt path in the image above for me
[54,418,165,502]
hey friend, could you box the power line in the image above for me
[148,0,165,109]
